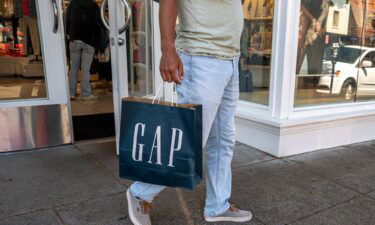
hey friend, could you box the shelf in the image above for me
[133,63,147,69]
[132,31,146,36]
[248,17,273,21]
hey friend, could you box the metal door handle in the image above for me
[118,0,132,34]
[51,0,59,33]
[118,37,125,46]
[100,0,132,34]
[100,0,110,30]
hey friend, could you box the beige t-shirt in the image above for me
[176,0,244,59]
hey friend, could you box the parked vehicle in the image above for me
[317,45,375,100]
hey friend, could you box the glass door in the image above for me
[103,0,163,153]
[0,0,72,152]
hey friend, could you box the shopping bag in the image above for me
[119,96,203,190]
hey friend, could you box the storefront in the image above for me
[237,0,375,156]
[1,0,375,157]
[0,0,161,153]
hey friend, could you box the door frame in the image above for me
[0,0,73,152]
[107,0,167,154]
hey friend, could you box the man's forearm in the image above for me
[159,0,178,53]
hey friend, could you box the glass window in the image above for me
[239,0,275,105]
[0,0,47,100]
[126,0,154,96]
[295,0,375,107]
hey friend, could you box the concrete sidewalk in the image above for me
[0,139,374,225]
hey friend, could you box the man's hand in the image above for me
[160,48,184,84]
[159,0,183,84]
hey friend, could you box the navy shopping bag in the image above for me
[119,97,203,190]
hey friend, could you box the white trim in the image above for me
[237,100,375,127]
[237,113,375,157]
[269,0,301,119]
[278,114,375,156]
[152,2,162,95]
[109,0,126,154]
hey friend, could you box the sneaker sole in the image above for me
[205,214,252,223]
[126,189,142,225]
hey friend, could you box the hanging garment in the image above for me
[262,0,274,17]
[14,0,37,18]
[255,0,266,18]
[243,0,258,19]
[22,0,29,16]
[19,17,40,55]
[0,0,13,17]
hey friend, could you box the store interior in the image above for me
[62,0,153,140]
[0,0,153,141]
[295,0,375,107]
[239,0,375,107]
[239,0,274,106]
[0,0,46,100]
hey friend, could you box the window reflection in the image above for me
[239,0,274,105]
[127,0,154,97]
[0,0,46,100]
[295,0,375,107]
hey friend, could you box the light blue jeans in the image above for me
[130,52,239,217]
[69,40,95,97]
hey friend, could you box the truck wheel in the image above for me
[340,79,356,101]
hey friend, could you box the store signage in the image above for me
[131,123,183,167]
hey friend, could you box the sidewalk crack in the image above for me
[285,195,361,225]
[74,145,128,188]
[52,207,66,225]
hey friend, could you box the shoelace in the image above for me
[139,200,152,215]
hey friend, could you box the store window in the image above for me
[239,0,274,106]
[127,0,154,96]
[295,0,375,107]
[0,0,46,100]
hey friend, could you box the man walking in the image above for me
[126,0,252,224]
[66,0,100,101]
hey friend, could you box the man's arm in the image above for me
[159,0,183,84]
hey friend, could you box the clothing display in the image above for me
[240,19,251,58]
[131,0,145,31]
[19,17,40,55]
[243,0,274,19]
[13,0,41,56]
[127,0,153,95]
[14,0,37,18]
[0,0,13,17]
[296,0,330,74]
[11,15,19,46]
[240,0,274,90]
[0,1,19,51]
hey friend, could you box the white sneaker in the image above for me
[205,204,252,223]
[126,189,152,225]
[81,95,98,101]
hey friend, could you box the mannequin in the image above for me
[13,0,41,57]
[243,0,273,19]
[242,0,257,19]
